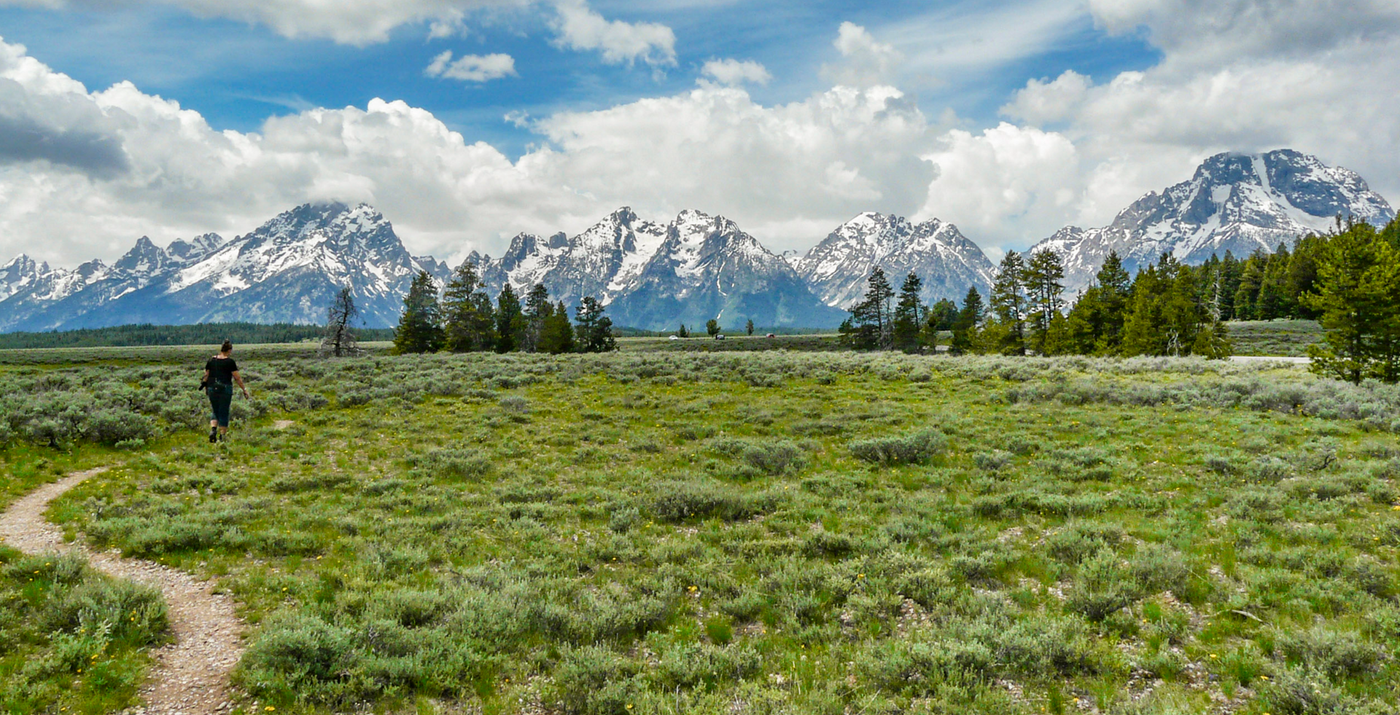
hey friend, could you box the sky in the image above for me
[1,0,1398,268]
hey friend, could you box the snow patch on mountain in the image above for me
[1030,150,1396,294]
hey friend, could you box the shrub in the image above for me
[650,479,777,523]
[742,440,806,476]
[406,448,491,479]
[850,428,948,465]
[551,646,642,715]
[1277,626,1385,678]
[1066,549,1137,621]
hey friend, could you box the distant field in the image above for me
[1226,320,1324,357]
[2,349,1398,714]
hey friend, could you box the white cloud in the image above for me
[699,59,770,87]
[549,0,676,66]
[0,37,938,265]
[25,0,528,46]
[992,1,1400,232]
[821,22,902,87]
[1001,70,1090,125]
[425,51,517,82]
[915,123,1081,246]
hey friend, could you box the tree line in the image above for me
[0,322,395,350]
[840,217,1400,383]
[390,264,616,355]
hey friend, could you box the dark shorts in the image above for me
[207,383,233,427]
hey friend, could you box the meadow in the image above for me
[0,345,1398,714]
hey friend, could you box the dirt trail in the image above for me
[0,468,245,715]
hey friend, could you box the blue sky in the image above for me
[0,1,1158,157]
[0,0,1395,266]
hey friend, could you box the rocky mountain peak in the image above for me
[1033,149,1396,294]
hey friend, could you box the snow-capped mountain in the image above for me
[796,213,995,308]
[608,209,845,330]
[1030,150,1396,294]
[474,208,844,330]
[477,207,671,309]
[0,203,447,331]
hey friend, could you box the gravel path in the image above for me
[0,468,245,715]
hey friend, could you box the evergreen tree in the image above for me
[927,299,959,331]
[706,319,721,337]
[677,324,689,338]
[538,300,575,354]
[1302,222,1400,384]
[949,287,982,355]
[746,318,755,336]
[843,267,895,350]
[1233,251,1266,320]
[1288,234,1327,319]
[319,286,362,357]
[1120,264,1163,356]
[988,251,1027,355]
[442,261,495,352]
[574,297,617,353]
[494,284,524,353]
[891,272,925,353]
[1218,251,1243,320]
[521,283,553,353]
[1256,244,1293,319]
[1023,249,1065,355]
[392,271,443,354]
[1095,251,1131,352]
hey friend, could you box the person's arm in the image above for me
[233,370,249,398]
[203,368,211,382]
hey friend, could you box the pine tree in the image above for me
[891,272,925,353]
[677,324,689,339]
[392,271,443,354]
[1095,251,1131,352]
[319,286,362,357]
[494,284,523,353]
[538,301,575,354]
[521,283,553,353]
[1120,264,1163,356]
[1023,249,1065,355]
[1303,223,1400,384]
[706,319,721,337]
[1257,244,1293,319]
[843,267,895,350]
[746,318,755,336]
[927,299,959,331]
[988,251,1027,355]
[949,287,982,355]
[574,297,616,353]
[442,261,495,352]
[1233,251,1266,321]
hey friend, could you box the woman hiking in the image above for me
[203,340,249,443]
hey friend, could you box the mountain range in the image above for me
[0,149,1393,333]
[1030,149,1395,293]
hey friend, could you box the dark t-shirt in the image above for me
[205,356,239,385]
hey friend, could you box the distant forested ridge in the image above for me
[0,323,394,350]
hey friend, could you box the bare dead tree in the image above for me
[319,286,363,357]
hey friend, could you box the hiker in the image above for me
[203,340,249,443]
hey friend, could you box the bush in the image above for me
[742,440,806,476]
[551,646,642,715]
[650,479,778,523]
[1277,627,1385,679]
[406,448,492,479]
[850,428,947,465]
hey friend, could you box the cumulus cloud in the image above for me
[992,1,1400,231]
[425,51,517,82]
[549,0,676,66]
[821,22,903,87]
[699,59,771,87]
[0,37,941,266]
[915,123,1081,249]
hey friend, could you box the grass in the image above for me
[1226,320,1324,357]
[0,349,1397,713]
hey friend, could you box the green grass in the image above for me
[2,350,1398,713]
[1227,320,1324,357]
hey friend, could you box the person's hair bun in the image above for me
[221,340,233,353]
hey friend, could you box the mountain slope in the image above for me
[0,203,445,331]
[796,213,995,308]
[475,208,843,330]
[1031,150,1396,293]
